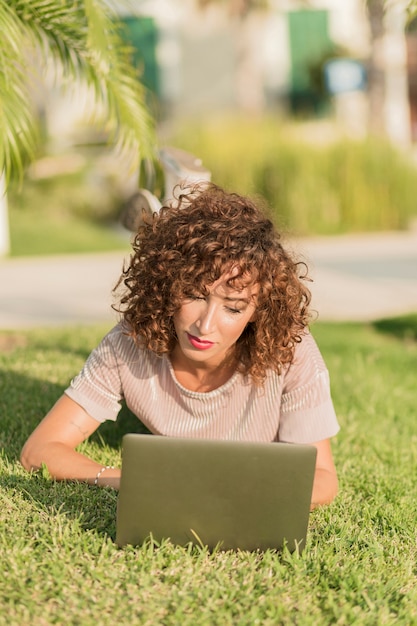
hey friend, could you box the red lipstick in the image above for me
[187,333,214,350]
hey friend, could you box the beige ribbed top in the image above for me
[65,324,339,444]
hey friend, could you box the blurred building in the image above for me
[44,0,412,147]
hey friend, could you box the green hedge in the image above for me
[168,117,417,235]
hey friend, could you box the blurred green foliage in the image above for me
[8,117,417,257]
[373,313,417,342]
[8,163,129,256]
[168,116,417,235]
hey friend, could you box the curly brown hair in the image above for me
[114,183,311,384]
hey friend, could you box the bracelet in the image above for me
[94,465,115,486]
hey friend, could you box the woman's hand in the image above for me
[309,438,338,509]
[20,394,121,488]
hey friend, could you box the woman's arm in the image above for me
[309,438,338,509]
[20,394,121,489]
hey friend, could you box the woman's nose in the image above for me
[196,302,216,335]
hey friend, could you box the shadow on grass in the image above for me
[372,313,417,342]
[0,368,149,462]
[0,471,119,540]
[1,369,150,541]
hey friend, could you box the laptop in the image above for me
[116,434,317,553]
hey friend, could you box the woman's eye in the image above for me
[226,307,243,315]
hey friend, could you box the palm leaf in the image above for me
[0,0,156,183]
[0,1,39,180]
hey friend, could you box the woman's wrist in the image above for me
[94,465,116,486]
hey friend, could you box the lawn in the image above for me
[7,164,131,257]
[0,320,416,625]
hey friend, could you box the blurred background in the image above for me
[1,0,417,327]
[3,0,417,254]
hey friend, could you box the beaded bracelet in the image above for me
[94,465,115,486]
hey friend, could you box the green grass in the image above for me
[9,207,130,256]
[8,167,130,257]
[373,313,417,343]
[1,320,417,625]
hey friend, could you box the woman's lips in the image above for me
[186,333,214,350]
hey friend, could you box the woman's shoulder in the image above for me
[293,329,326,367]
[96,322,143,358]
[100,321,134,348]
[101,322,162,368]
[105,321,132,341]
[281,328,328,386]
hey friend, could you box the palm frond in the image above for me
[0,1,39,181]
[82,0,156,160]
[1,0,156,183]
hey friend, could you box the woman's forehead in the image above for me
[209,267,259,297]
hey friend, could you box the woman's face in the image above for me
[172,268,258,371]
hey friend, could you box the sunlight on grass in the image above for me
[0,321,416,624]
[8,162,131,257]
[9,207,129,256]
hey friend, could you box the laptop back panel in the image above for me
[116,435,316,552]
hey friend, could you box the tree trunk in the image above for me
[367,0,387,135]
[0,173,10,257]
[232,10,266,114]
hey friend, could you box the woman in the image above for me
[21,183,339,507]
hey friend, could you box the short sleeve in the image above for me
[278,332,340,443]
[64,326,124,423]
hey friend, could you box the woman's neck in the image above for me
[169,351,237,393]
